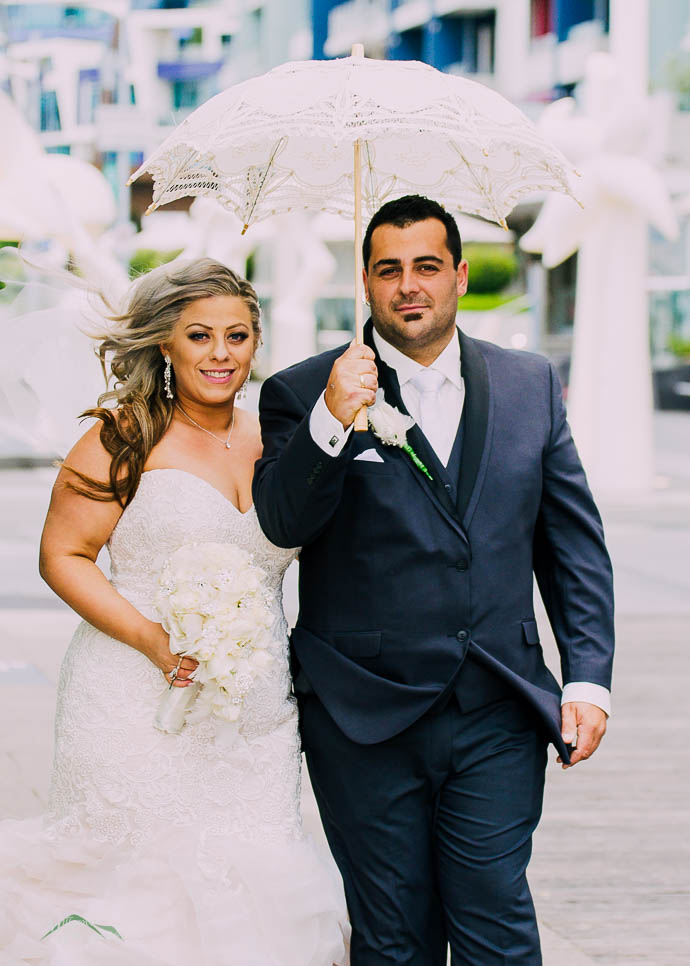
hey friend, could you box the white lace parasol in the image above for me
[130,46,577,429]
[130,48,577,231]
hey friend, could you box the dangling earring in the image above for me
[163,355,174,400]
[236,372,250,401]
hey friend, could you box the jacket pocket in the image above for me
[521,619,540,646]
[346,461,398,477]
[330,631,382,658]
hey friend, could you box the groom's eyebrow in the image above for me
[371,255,444,270]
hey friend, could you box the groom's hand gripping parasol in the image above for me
[324,341,378,431]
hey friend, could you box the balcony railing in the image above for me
[157,59,223,81]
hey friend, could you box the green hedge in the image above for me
[669,334,690,358]
[129,248,183,278]
[464,244,517,295]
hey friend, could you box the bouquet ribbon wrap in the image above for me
[154,681,202,735]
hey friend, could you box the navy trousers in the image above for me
[301,695,548,965]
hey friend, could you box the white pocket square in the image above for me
[354,448,385,463]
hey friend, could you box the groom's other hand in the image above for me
[558,701,608,769]
[324,341,378,429]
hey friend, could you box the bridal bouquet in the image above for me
[153,542,275,734]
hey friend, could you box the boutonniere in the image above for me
[367,390,433,481]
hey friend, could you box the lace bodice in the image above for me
[109,469,296,615]
[47,469,302,849]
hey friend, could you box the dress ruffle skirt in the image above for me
[0,816,349,965]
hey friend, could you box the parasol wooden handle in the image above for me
[354,405,368,432]
[353,135,369,432]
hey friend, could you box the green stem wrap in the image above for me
[402,444,433,481]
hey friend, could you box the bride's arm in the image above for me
[39,423,195,686]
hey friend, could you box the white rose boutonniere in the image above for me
[367,390,434,481]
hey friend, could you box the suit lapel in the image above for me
[457,331,493,526]
[364,321,465,532]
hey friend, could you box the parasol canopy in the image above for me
[130,48,577,232]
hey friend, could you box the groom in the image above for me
[253,195,614,965]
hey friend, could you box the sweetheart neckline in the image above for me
[140,468,254,516]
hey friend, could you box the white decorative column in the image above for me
[567,204,655,496]
[572,0,652,496]
[520,47,677,499]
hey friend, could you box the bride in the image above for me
[0,258,349,965]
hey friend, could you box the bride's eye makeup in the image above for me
[186,329,249,343]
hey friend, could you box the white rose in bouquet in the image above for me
[153,542,275,734]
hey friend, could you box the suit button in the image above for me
[455,561,468,572]
[456,630,468,643]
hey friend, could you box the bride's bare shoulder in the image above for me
[60,421,110,480]
[58,410,125,489]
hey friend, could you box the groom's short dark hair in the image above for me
[363,195,463,270]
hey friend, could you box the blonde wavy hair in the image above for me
[67,257,261,507]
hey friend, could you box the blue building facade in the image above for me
[313,0,611,96]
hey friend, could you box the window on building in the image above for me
[531,0,554,38]
[532,0,609,42]
[40,90,61,132]
[476,15,494,74]
[433,12,495,74]
[173,79,200,110]
[650,222,688,278]
[390,26,423,62]
[594,0,610,32]
[553,0,610,43]
[546,253,577,334]
[77,69,100,125]
[179,26,203,52]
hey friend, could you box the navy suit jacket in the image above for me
[253,323,614,763]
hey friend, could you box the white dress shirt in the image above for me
[308,329,610,716]
[374,328,464,467]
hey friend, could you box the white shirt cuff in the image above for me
[309,391,353,456]
[561,682,611,716]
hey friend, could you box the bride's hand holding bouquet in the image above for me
[145,622,199,688]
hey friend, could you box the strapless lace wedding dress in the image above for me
[0,469,349,966]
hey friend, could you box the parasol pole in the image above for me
[352,43,368,431]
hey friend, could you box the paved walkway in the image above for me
[1,411,689,964]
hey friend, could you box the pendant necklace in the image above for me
[175,404,235,449]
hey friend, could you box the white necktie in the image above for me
[410,367,446,458]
